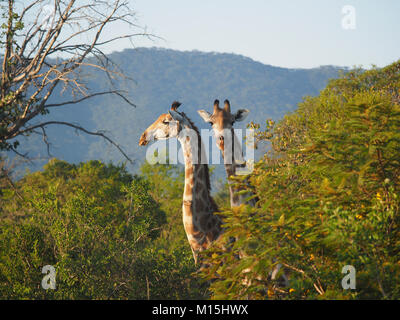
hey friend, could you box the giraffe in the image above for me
[139,101,222,265]
[198,99,288,287]
[197,99,255,207]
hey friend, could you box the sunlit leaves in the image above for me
[200,61,400,299]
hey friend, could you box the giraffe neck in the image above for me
[222,129,253,207]
[178,124,221,264]
[224,163,241,207]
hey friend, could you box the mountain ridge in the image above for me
[6,47,345,182]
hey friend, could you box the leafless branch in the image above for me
[0,0,149,160]
[18,121,134,164]
[44,90,136,108]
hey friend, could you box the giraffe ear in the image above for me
[169,110,184,122]
[233,109,249,122]
[197,110,212,123]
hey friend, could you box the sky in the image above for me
[108,0,400,69]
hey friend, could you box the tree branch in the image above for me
[44,90,136,108]
[18,121,134,164]
[0,0,149,160]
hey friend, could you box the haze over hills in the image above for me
[7,47,345,182]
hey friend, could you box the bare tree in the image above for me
[0,0,151,163]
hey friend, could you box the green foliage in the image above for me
[200,60,400,299]
[140,160,185,244]
[0,159,207,299]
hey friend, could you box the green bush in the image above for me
[200,61,400,300]
[0,159,207,299]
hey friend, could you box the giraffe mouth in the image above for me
[139,134,149,146]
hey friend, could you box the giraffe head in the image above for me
[197,99,249,153]
[139,101,190,146]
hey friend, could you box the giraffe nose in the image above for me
[139,133,148,146]
[219,136,224,142]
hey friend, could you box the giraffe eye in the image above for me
[162,120,169,124]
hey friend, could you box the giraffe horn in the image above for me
[171,101,182,111]
[213,99,220,113]
[224,99,231,113]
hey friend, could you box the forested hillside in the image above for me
[8,48,343,179]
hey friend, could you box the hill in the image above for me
[7,47,345,181]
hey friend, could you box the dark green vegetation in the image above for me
[10,48,343,179]
[201,60,400,299]
[0,159,209,299]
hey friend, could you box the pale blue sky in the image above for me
[110,0,400,69]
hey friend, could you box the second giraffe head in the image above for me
[197,99,249,152]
